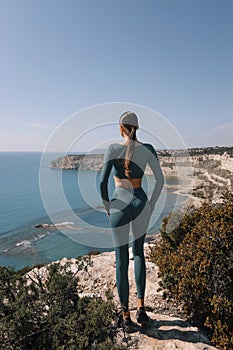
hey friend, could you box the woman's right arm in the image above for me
[147,145,164,212]
[100,144,114,215]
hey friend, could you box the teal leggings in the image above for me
[109,186,151,311]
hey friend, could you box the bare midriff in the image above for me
[113,176,142,189]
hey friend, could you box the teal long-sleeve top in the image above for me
[99,142,164,212]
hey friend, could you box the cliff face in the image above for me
[50,152,233,203]
[50,153,233,174]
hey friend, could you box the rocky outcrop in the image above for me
[27,241,217,350]
[50,154,103,171]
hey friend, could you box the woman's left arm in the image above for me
[100,144,114,216]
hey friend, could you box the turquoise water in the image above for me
[0,152,184,270]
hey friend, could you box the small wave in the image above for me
[14,232,49,249]
[36,233,46,239]
[56,221,74,226]
[16,240,32,247]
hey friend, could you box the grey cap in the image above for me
[119,111,139,128]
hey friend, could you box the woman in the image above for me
[100,111,164,332]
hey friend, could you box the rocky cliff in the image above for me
[50,154,104,171]
[27,239,217,350]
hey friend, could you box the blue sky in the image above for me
[0,0,232,151]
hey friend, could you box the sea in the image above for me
[0,152,186,270]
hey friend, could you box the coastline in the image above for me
[49,151,233,206]
[164,175,203,208]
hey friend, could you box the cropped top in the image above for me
[100,142,164,212]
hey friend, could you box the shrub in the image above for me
[0,257,125,350]
[149,191,233,349]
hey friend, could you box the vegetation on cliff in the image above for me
[0,257,125,350]
[149,191,233,349]
[188,146,233,157]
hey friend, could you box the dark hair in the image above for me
[119,112,138,178]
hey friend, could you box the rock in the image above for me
[27,246,217,349]
[119,311,216,350]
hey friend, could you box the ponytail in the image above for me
[123,124,137,178]
[118,111,139,178]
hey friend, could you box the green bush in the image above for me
[149,191,233,349]
[0,257,125,350]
